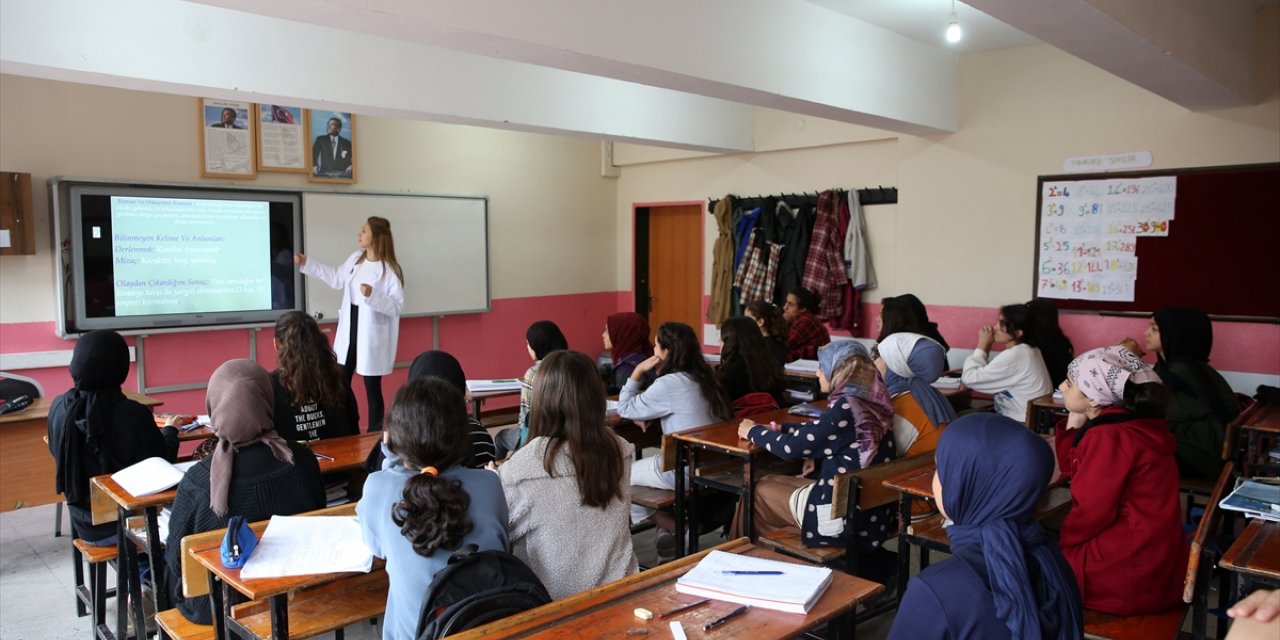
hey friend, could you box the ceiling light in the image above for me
[945,0,962,44]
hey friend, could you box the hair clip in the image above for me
[419,466,438,477]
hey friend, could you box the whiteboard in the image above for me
[301,192,489,318]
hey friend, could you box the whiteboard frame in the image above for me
[300,190,491,319]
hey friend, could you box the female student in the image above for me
[960,304,1053,422]
[270,310,359,442]
[876,331,956,456]
[1027,298,1075,387]
[1055,346,1184,615]
[295,216,405,431]
[601,312,653,394]
[744,300,789,364]
[716,315,785,408]
[618,322,730,539]
[888,413,1082,640]
[49,330,180,543]
[358,377,508,640]
[782,287,831,361]
[1126,307,1238,479]
[495,320,569,459]
[497,351,638,599]
[165,360,325,624]
[896,293,951,352]
[734,341,896,551]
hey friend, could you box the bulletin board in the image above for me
[1033,163,1279,320]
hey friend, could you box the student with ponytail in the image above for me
[270,311,359,441]
[357,377,508,640]
[295,216,404,431]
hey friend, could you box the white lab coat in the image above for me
[301,251,404,376]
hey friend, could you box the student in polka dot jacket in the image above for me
[733,340,896,550]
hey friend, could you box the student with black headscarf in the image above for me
[48,330,179,543]
[1123,307,1238,478]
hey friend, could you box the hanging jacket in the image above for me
[707,197,735,325]
[774,203,814,305]
[801,190,847,321]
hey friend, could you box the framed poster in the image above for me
[306,110,356,183]
[199,99,256,179]
[255,104,307,173]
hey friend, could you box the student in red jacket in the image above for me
[1055,346,1185,615]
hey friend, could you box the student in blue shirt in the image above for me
[357,377,508,640]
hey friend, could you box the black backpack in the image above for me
[415,544,552,640]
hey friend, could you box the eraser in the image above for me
[633,607,654,620]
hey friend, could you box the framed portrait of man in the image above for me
[199,98,256,179]
[306,110,356,183]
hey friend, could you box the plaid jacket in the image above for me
[800,190,848,320]
[734,230,784,305]
[786,313,831,361]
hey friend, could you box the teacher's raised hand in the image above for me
[293,253,307,266]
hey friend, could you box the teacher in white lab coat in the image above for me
[295,216,404,431]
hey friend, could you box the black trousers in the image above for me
[343,304,384,431]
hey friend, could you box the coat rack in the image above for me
[707,186,897,214]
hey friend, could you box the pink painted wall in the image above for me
[1,290,627,424]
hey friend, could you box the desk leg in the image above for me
[742,453,755,543]
[470,398,482,423]
[114,511,130,640]
[269,594,289,640]
[674,441,687,559]
[688,447,700,555]
[144,506,169,611]
[895,495,911,603]
[207,572,226,640]
[119,507,147,640]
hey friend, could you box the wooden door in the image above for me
[640,205,702,342]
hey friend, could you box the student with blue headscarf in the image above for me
[732,340,896,551]
[888,413,1083,640]
[876,332,957,456]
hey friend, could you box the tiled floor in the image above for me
[0,503,900,640]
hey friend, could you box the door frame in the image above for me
[631,200,706,342]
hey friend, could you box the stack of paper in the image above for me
[606,399,619,414]
[675,550,832,614]
[111,457,187,496]
[703,353,722,364]
[1219,479,1280,522]
[239,515,374,579]
[931,377,963,391]
[784,360,820,375]
[466,379,523,393]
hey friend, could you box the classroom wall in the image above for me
[0,74,621,415]
[613,14,1280,388]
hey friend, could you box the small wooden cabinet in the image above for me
[0,171,35,255]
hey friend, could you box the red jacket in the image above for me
[1055,409,1186,615]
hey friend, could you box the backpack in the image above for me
[415,544,552,640]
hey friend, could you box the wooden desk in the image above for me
[1236,401,1280,477]
[468,388,522,422]
[89,431,381,640]
[0,390,162,511]
[1026,393,1067,434]
[882,446,1069,603]
[449,537,883,640]
[1220,519,1280,592]
[671,403,824,557]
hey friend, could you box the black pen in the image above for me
[703,605,749,632]
[722,570,783,575]
[656,598,710,619]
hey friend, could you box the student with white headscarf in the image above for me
[876,332,957,456]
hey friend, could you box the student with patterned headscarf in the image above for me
[1055,346,1185,616]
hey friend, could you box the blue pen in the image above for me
[721,570,783,575]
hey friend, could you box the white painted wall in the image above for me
[0,75,619,325]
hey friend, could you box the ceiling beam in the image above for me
[0,0,757,151]
[185,0,959,135]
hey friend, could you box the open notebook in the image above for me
[675,550,832,614]
[111,457,196,496]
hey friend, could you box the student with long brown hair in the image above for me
[497,350,638,599]
[357,377,508,640]
[617,322,731,559]
[270,310,359,441]
[744,300,789,364]
[717,315,785,406]
[295,216,404,431]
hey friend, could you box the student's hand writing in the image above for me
[360,283,373,297]
[1229,588,1280,622]
[484,460,501,472]
[293,253,307,266]
[1118,337,1145,358]
[976,325,996,351]
[737,419,756,440]
[800,459,816,477]
[631,354,662,380]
